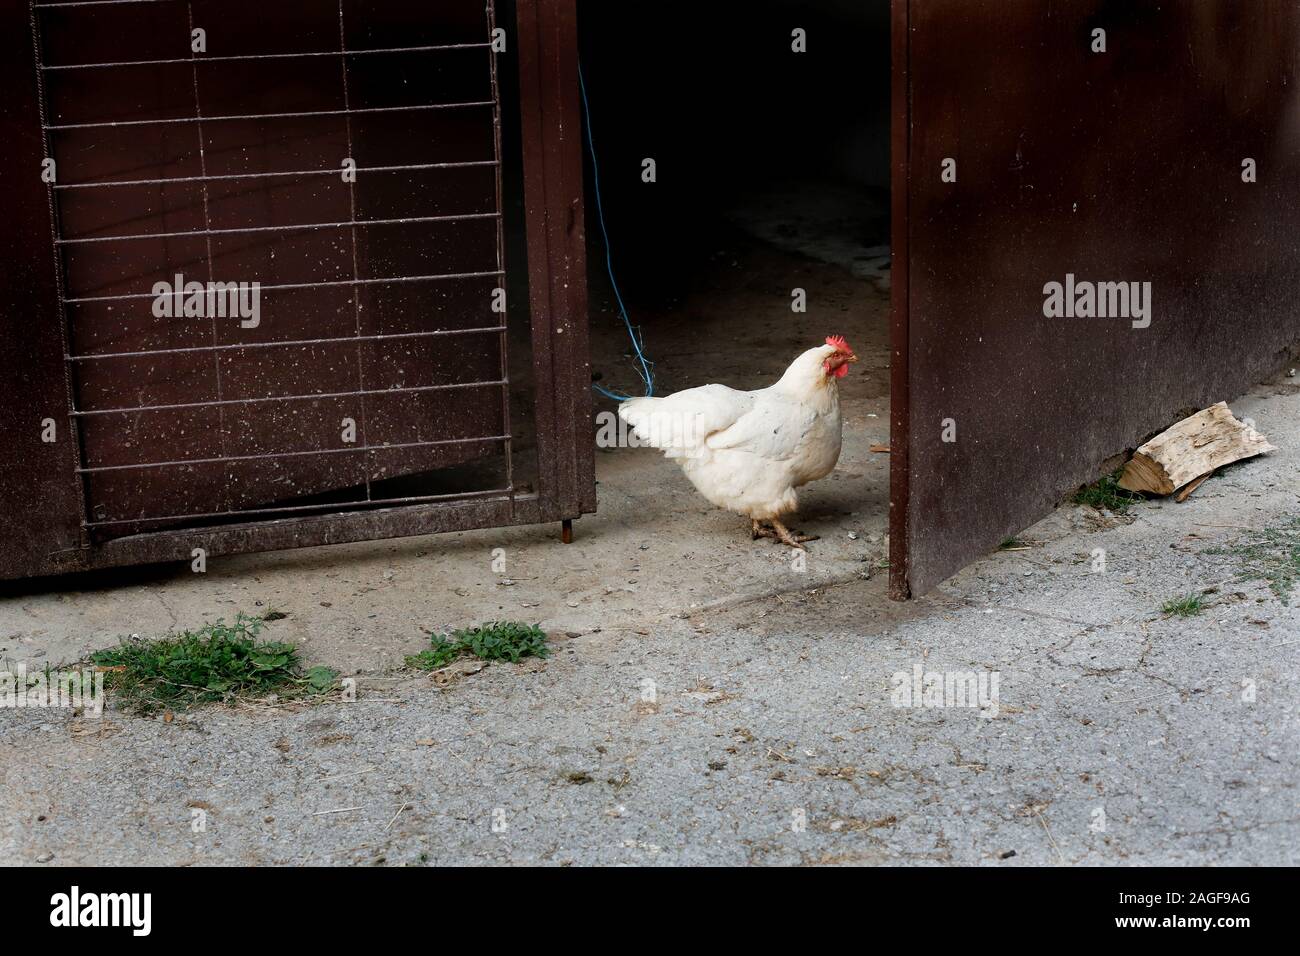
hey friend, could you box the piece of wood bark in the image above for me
[870,444,890,453]
[1118,402,1274,495]
[1174,470,1214,503]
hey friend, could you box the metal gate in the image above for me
[1,0,593,580]
[890,0,1300,597]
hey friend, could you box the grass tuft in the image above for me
[1161,593,1206,617]
[1208,514,1300,603]
[1073,470,1143,514]
[90,613,337,714]
[406,621,549,671]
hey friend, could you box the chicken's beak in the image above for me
[846,352,859,363]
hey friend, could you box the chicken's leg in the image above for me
[751,518,818,550]
[771,519,818,550]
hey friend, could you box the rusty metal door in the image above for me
[890,0,1300,597]
[1,0,593,580]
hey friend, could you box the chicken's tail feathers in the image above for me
[618,385,754,457]
[616,397,653,422]
[618,396,708,457]
[617,396,671,448]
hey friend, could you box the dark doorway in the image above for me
[576,0,894,548]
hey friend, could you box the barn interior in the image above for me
[573,0,894,551]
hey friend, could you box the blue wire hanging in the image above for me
[577,60,655,401]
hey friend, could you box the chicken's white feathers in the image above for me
[616,343,849,521]
[617,384,753,459]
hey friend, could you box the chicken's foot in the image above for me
[751,519,818,550]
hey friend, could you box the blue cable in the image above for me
[577,60,655,402]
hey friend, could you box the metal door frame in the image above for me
[888,0,911,600]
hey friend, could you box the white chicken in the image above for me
[618,336,857,549]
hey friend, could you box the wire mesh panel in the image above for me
[31,0,515,539]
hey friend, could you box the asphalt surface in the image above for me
[2,229,1296,866]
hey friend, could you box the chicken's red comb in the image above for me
[825,334,853,353]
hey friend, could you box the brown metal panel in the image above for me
[516,0,596,519]
[895,0,1300,596]
[888,0,911,600]
[28,0,511,541]
[0,1,85,580]
[548,0,595,516]
[537,0,594,516]
[0,0,592,580]
[87,493,545,572]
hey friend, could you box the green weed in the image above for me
[406,621,550,671]
[90,613,337,714]
[1073,470,1142,514]
[1161,593,1206,617]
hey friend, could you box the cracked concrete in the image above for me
[1,237,1297,865]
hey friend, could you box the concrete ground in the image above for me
[2,221,1298,865]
